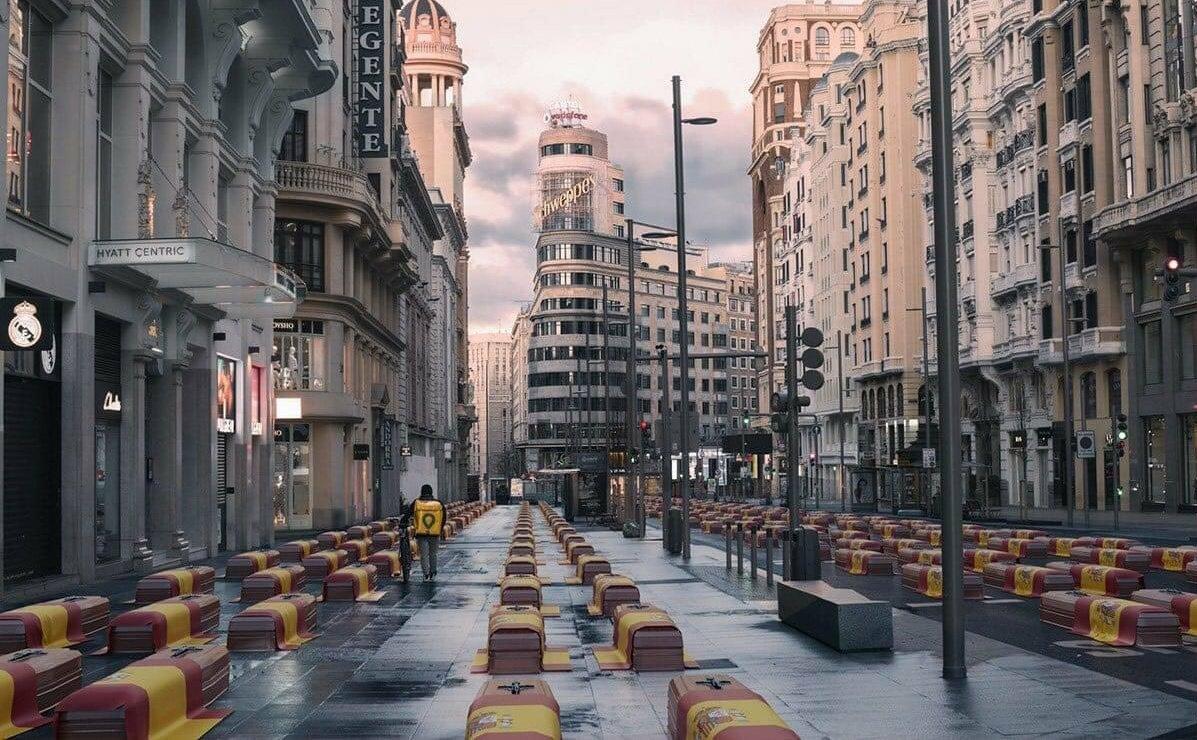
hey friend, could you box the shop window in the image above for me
[272,319,327,391]
[7,0,53,222]
[1144,415,1167,504]
[273,219,325,292]
[272,423,312,529]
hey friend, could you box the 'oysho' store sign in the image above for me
[355,0,387,158]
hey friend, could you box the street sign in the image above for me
[1075,430,1096,459]
[399,444,412,457]
[922,448,937,468]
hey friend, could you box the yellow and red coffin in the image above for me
[227,593,318,651]
[473,606,571,675]
[587,574,641,618]
[224,550,279,579]
[592,604,696,672]
[835,538,883,552]
[1132,589,1197,637]
[316,530,347,550]
[564,539,595,565]
[1011,529,1047,540]
[882,538,926,556]
[346,525,371,542]
[0,659,53,735]
[302,549,348,580]
[963,549,1018,573]
[914,528,943,546]
[565,555,611,586]
[54,645,232,739]
[322,564,380,602]
[499,575,545,609]
[366,549,406,578]
[134,567,216,605]
[1045,537,1079,557]
[964,530,1000,547]
[278,539,319,563]
[666,674,799,740]
[901,564,983,599]
[986,536,1048,558]
[1135,546,1197,572]
[337,539,371,564]
[1068,546,1150,572]
[1188,561,1197,584]
[983,563,1073,597]
[1039,591,1180,646]
[872,523,910,540]
[465,679,561,740]
[833,549,893,575]
[367,520,389,534]
[898,547,941,565]
[1075,536,1139,550]
[502,555,539,579]
[1045,562,1144,597]
[104,594,219,654]
[0,596,110,653]
[370,531,400,553]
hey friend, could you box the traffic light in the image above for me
[1115,414,1128,442]
[1164,256,1183,303]
[639,419,652,443]
[799,327,825,391]
[771,388,791,434]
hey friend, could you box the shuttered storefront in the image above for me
[4,359,62,586]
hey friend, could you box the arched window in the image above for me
[1080,372,1097,420]
[815,27,830,46]
[1106,369,1122,419]
[887,385,895,417]
[841,27,856,47]
[896,383,903,417]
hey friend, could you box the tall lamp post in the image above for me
[671,74,717,561]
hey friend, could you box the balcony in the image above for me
[1063,261,1083,291]
[991,261,1038,299]
[1067,326,1125,360]
[1094,171,1197,239]
[1057,120,1079,151]
[1059,191,1078,220]
[276,160,385,229]
[959,279,976,306]
[1037,338,1063,365]
[992,334,1038,362]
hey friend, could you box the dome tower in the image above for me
[401,0,467,109]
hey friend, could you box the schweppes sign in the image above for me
[537,175,595,222]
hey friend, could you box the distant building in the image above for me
[468,333,515,489]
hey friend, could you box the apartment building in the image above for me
[468,333,515,493]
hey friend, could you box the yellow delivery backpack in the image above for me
[413,499,444,537]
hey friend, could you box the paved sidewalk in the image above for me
[17,506,1197,738]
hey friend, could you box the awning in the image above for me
[88,238,305,319]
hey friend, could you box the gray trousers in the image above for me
[417,535,439,577]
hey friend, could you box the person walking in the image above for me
[402,485,446,581]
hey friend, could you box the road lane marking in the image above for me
[1166,680,1197,694]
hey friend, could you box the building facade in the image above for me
[468,332,515,492]
[0,0,335,598]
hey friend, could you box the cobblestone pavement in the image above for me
[14,505,1197,738]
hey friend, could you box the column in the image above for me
[146,366,186,557]
[180,357,215,556]
[251,190,277,260]
[124,358,153,572]
[150,103,186,238]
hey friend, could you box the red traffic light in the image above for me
[1166,257,1181,271]
[638,420,650,432]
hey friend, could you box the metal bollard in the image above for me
[736,525,744,575]
[749,526,758,581]
[780,529,790,581]
[765,532,774,587]
[725,526,732,570]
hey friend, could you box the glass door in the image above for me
[273,424,312,530]
[94,424,121,562]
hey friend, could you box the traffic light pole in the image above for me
[658,345,673,551]
[928,0,966,680]
[785,305,801,550]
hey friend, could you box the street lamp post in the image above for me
[1040,241,1076,528]
[671,74,717,561]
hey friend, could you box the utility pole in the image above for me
[785,305,800,533]
[672,76,694,560]
[624,218,641,534]
[658,345,673,551]
[837,329,847,512]
[602,283,613,518]
[928,0,966,680]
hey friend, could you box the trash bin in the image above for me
[788,527,820,580]
[666,509,684,555]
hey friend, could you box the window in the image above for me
[1037,104,1047,146]
[7,0,52,222]
[96,70,113,238]
[1181,313,1197,379]
[1145,415,1167,504]
[272,320,327,391]
[613,178,624,192]
[1107,369,1122,419]
[841,27,855,46]
[1123,155,1134,198]
[613,201,625,215]
[279,109,308,162]
[1184,415,1197,505]
[1081,145,1094,194]
[815,27,830,46]
[1080,372,1097,419]
[274,219,326,292]
[1143,320,1163,384]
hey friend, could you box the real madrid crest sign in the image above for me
[0,297,55,352]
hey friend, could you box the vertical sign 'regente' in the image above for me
[356,0,387,157]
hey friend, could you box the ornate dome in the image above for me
[402,0,452,30]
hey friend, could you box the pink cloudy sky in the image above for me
[451,0,788,334]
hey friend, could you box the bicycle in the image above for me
[397,523,413,584]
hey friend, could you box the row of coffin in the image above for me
[465,502,801,740]
[0,501,495,739]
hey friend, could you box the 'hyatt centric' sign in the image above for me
[355,0,387,158]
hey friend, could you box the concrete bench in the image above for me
[777,580,892,652]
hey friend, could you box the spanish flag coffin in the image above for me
[227,593,319,651]
[0,596,111,654]
[1045,562,1144,597]
[239,565,306,604]
[833,548,893,576]
[872,523,910,540]
[223,550,280,580]
[465,679,561,740]
[881,538,927,556]
[104,594,220,655]
[338,539,372,564]
[0,647,82,712]
[509,540,537,559]
[322,563,383,602]
[278,539,319,564]
[554,526,576,543]
[838,530,871,541]
[963,548,1018,573]
[667,674,799,740]
[1130,589,1197,637]
[1010,528,1048,540]
[0,653,54,736]
[54,644,232,740]
[367,520,389,534]
[834,538,883,552]
[370,530,399,553]
[587,574,641,618]
[563,539,596,565]
[899,547,941,566]
[1188,561,1197,584]
[133,567,217,605]
[1134,545,1197,572]
[986,536,1049,558]
[901,564,984,599]
[366,548,407,578]
[471,606,571,675]
[1039,591,1181,646]
[302,549,349,580]
[914,528,943,546]
[1045,537,1080,557]
[565,554,611,586]
[593,604,698,672]
[1075,536,1140,550]
[983,563,1073,597]
[346,525,371,541]
[501,555,541,582]
[1068,546,1150,572]
[316,530,347,550]
[498,575,560,618]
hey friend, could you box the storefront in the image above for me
[93,315,123,563]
